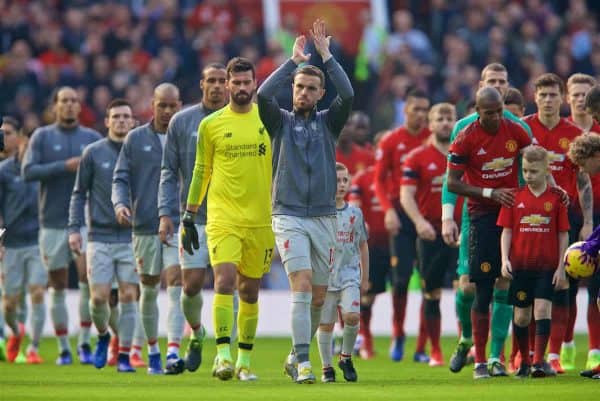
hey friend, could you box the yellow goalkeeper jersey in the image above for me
[187,104,272,227]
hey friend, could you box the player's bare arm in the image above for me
[576,170,593,239]
[447,168,516,207]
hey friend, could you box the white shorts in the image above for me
[272,215,336,286]
[1,245,48,295]
[178,223,209,269]
[39,227,88,271]
[86,241,139,286]
[133,234,179,276]
[320,286,361,325]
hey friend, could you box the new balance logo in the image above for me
[101,161,111,169]
[477,148,487,155]
[427,162,437,170]
[517,202,525,208]
[53,144,62,151]
[397,143,406,150]
[224,132,232,138]
[259,127,265,135]
[258,143,266,156]
[143,145,152,152]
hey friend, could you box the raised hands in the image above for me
[291,35,310,65]
[310,18,332,61]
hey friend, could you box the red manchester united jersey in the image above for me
[401,144,463,231]
[524,115,582,204]
[336,144,375,175]
[374,126,431,211]
[448,119,531,215]
[349,166,388,247]
[497,186,569,271]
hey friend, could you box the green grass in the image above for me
[0,335,597,401]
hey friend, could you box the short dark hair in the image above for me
[534,73,565,94]
[52,86,77,104]
[293,65,325,87]
[202,63,226,79]
[226,57,255,79]
[405,88,429,104]
[2,116,22,133]
[503,87,525,108]
[106,98,132,115]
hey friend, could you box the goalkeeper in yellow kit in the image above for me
[181,57,274,381]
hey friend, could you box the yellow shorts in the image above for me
[206,224,275,279]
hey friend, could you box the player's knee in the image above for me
[424,288,441,300]
[494,277,510,291]
[288,270,312,293]
[140,274,160,287]
[311,286,328,307]
[513,309,531,327]
[29,286,45,304]
[360,294,375,307]
[165,265,182,286]
[3,294,19,311]
[91,294,108,306]
[459,275,475,294]
[119,285,137,303]
[533,301,551,320]
[183,282,202,297]
[343,312,360,326]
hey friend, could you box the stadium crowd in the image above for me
[1,0,600,384]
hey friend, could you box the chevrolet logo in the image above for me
[547,151,565,163]
[482,157,514,172]
[520,214,550,226]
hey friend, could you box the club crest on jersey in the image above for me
[516,291,527,301]
[482,157,513,172]
[53,144,62,151]
[505,140,518,152]
[520,214,550,226]
[544,202,553,212]
[559,137,570,150]
[349,215,356,225]
[480,262,491,273]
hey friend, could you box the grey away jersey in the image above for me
[329,204,368,291]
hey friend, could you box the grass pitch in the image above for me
[0,335,596,401]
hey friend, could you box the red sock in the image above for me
[425,315,441,354]
[392,292,407,338]
[528,320,536,355]
[415,300,428,353]
[564,302,577,343]
[471,310,489,364]
[549,305,569,354]
[588,301,600,349]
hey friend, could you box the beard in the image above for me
[435,133,450,143]
[232,91,252,106]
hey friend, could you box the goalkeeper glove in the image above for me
[181,210,199,255]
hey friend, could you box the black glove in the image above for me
[180,210,199,255]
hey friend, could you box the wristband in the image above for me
[441,204,455,221]
[482,188,493,199]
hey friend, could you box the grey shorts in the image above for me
[1,245,48,295]
[320,286,361,324]
[178,223,209,269]
[86,241,139,286]
[133,234,179,276]
[272,215,336,286]
[39,227,88,271]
